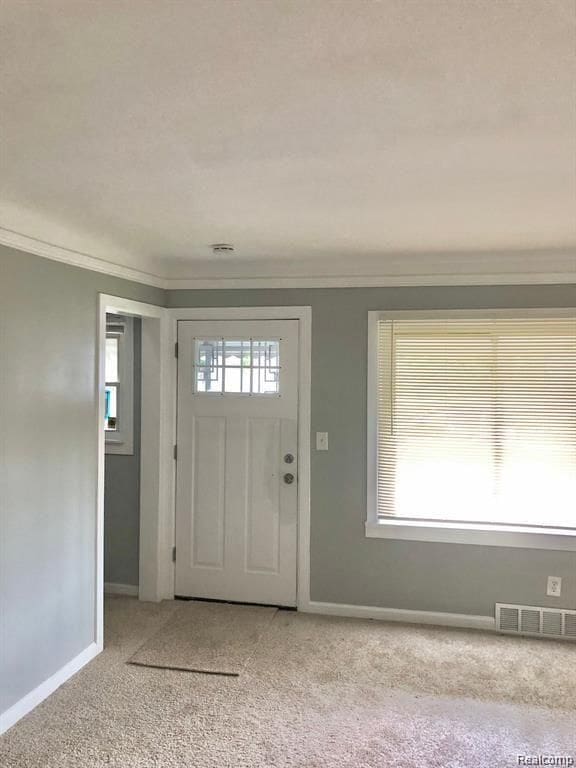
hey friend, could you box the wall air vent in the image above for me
[496,604,576,641]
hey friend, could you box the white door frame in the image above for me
[97,300,311,646]
[168,307,312,610]
[97,294,174,647]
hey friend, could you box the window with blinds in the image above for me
[376,317,576,529]
[105,313,134,454]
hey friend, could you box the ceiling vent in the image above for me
[211,243,234,254]
[496,603,576,641]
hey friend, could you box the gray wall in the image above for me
[167,285,576,615]
[0,246,164,715]
[1,246,575,720]
[104,319,141,587]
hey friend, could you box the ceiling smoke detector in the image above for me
[211,243,234,254]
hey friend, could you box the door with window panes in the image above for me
[174,320,299,605]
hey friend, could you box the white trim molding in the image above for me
[104,582,139,596]
[0,643,100,735]
[2,227,574,289]
[162,271,576,290]
[0,227,165,288]
[300,601,495,632]
[168,307,312,610]
[366,521,576,551]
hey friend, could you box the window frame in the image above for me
[366,309,576,551]
[105,315,134,455]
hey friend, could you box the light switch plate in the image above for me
[316,432,329,451]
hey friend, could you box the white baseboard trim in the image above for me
[104,582,139,596]
[300,600,496,632]
[0,642,101,735]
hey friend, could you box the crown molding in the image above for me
[0,227,165,288]
[1,226,574,290]
[163,271,575,289]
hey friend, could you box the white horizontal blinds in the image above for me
[377,318,576,529]
[105,315,128,431]
[106,314,126,336]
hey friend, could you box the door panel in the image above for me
[245,417,281,574]
[191,416,225,569]
[175,319,299,606]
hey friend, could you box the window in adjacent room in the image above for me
[105,314,134,454]
[367,312,576,542]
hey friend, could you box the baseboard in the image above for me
[300,600,496,632]
[0,642,101,735]
[104,582,139,596]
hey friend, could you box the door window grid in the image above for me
[194,338,280,394]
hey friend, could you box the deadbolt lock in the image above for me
[284,453,295,464]
[283,473,295,485]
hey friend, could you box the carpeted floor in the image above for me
[1,596,574,767]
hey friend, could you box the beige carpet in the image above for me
[129,601,277,675]
[1,596,574,767]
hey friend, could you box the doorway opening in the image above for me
[104,313,141,598]
[96,294,173,648]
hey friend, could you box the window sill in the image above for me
[105,439,134,456]
[365,520,576,551]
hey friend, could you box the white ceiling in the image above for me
[1,0,575,286]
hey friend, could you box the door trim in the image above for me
[97,294,174,646]
[169,307,312,609]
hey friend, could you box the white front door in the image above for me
[175,319,299,606]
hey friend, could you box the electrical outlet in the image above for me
[316,432,329,451]
[546,576,562,597]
